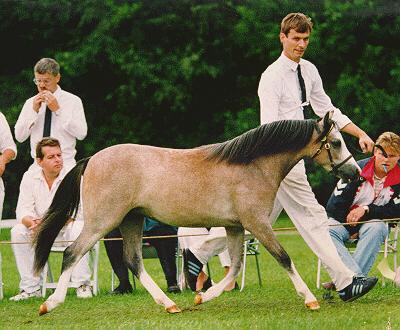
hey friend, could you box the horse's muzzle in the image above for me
[336,163,360,182]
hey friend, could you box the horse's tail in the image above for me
[33,157,91,275]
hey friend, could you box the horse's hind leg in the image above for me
[119,216,181,314]
[195,227,244,305]
[248,220,320,310]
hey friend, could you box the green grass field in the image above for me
[1,217,399,329]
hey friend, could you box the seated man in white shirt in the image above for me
[15,58,87,172]
[10,138,92,301]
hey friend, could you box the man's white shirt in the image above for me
[16,168,82,223]
[15,85,87,167]
[258,52,351,128]
[0,112,17,157]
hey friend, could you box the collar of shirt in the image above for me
[53,85,62,97]
[361,156,400,187]
[32,167,67,190]
[278,52,303,72]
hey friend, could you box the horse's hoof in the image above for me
[39,303,48,316]
[194,293,203,305]
[305,301,320,310]
[166,305,181,314]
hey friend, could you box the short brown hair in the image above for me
[375,132,400,155]
[36,137,61,159]
[34,58,60,76]
[281,13,313,35]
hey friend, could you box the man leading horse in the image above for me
[258,12,377,301]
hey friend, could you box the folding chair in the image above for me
[42,241,100,297]
[378,224,398,286]
[240,238,262,291]
[316,223,398,289]
[0,219,17,300]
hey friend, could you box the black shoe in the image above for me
[110,284,133,295]
[202,276,213,291]
[167,285,181,294]
[338,277,378,302]
[183,249,203,291]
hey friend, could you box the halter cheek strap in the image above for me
[311,124,353,176]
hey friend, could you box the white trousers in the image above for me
[268,161,354,290]
[178,227,231,267]
[0,178,4,220]
[11,221,91,293]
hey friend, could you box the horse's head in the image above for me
[311,111,360,182]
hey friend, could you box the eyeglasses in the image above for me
[33,78,53,86]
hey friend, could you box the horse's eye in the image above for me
[331,139,341,148]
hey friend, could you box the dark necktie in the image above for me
[43,107,52,137]
[297,64,314,119]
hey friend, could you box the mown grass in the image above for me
[0,216,399,329]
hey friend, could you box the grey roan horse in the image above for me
[33,111,359,315]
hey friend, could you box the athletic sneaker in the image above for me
[202,276,213,291]
[76,284,93,299]
[9,289,41,301]
[183,249,203,291]
[167,285,181,294]
[338,276,378,302]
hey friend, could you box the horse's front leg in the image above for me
[119,217,180,314]
[246,218,319,310]
[195,226,244,305]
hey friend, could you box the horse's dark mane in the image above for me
[204,119,318,164]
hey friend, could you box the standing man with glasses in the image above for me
[257,12,377,301]
[15,58,87,172]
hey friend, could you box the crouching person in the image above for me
[10,138,92,301]
[327,132,400,282]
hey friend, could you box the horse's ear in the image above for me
[323,110,334,129]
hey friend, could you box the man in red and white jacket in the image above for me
[326,132,400,280]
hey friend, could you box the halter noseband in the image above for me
[311,123,353,176]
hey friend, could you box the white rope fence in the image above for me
[0,218,398,245]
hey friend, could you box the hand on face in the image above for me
[33,72,60,112]
[39,90,60,112]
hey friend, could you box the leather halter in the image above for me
[311,124,353,176]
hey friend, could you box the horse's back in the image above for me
[82,143,247,226]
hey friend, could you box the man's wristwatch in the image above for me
[363,205,369,213]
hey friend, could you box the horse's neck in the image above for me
[255,151,305,184]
